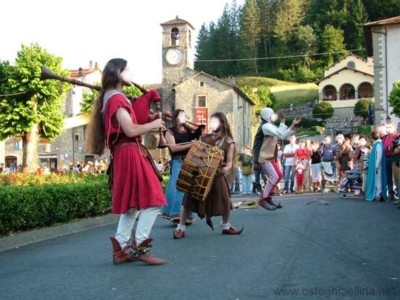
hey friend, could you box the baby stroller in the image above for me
[320,161,337,193]
[338,169,362,198]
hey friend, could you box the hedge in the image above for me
[0,178,111,236]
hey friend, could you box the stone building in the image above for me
[157,17,254,152]
[2,17,254,170]
[364,16,400,126]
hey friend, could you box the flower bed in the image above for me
[0,173,110,236]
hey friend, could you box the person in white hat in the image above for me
[257,107,301,210]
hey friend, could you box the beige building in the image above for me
[364,16,400,126]
[317,53,374,119]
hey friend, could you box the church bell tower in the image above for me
[160,16,195,111]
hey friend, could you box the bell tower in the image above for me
[160,16,195,111]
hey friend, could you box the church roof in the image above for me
[363,15,400,57]
[317,66,374,85]
[176,71,255,105]
[160,16,195,30]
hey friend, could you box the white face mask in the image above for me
[177,112,186,124]
[210,118,220,132]
[120,67,134,86]
[270,113,278,122]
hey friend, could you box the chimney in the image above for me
[78,67,83,76]
[89,60,93,70]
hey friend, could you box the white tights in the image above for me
[115,206,161,248]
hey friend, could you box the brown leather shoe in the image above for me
[173,229,185,239]
[134,238,166,265]
[259,197,276,211]
[222,225,244,235]
[137,253,167,265]
[110,237,133,265]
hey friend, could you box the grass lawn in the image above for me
[271,83,319,109]
[235,76,319,109]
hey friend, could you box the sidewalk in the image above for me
[0,192,271,253]
[0,214,119,252]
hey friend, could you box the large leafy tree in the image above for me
[80,85,142,114]
[0,44,69,171]
[389,81,400,118]
[241,85,276,125]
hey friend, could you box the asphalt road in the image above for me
[0,193,399,300]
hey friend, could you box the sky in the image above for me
[0,0,244,84]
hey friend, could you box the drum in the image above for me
[177,140,223,201]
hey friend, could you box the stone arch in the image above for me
[171,27,180,46]
[322,85,337,101]
[144,133,157,149]
[357,82,374,98]
[339,83,355,100]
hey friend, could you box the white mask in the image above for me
[270,113,278,122]
[177,112,186,124]
[120,67,134,86]
[210,118,220,132]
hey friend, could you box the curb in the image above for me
[0,194,256,253]
[0,214,119,253]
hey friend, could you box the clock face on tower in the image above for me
[165,48,183,65]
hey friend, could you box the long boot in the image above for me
[110,237,134,265]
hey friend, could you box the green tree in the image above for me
[349,0,369,51]
[321,25,348,66]
[80,84,142,114]
[354,98,375,121]
[273,0,306,42]
[0,44,69,171]
[239,0,261,74]
[364,0,400,21]
[389,81,400,118]
[312,101,334,120]
[241,85,276,125]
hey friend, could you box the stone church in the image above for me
[1,17,254,170]
[149,17,254,158]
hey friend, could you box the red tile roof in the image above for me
[364,15,400,27]
[70,68,101,79]
[363,15,400,57]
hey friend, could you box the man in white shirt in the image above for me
[258,108,301,210]
[283,135,299,193]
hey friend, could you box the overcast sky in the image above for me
[0,0,244,84]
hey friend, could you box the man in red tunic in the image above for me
[86,58,167,265]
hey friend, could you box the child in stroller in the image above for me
[338,169,362,198]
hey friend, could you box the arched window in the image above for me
[171,27,180,46]
[347,61,356,69]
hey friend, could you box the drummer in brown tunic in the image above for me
[173,112,243,239]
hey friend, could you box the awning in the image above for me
[63,113,91,130]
